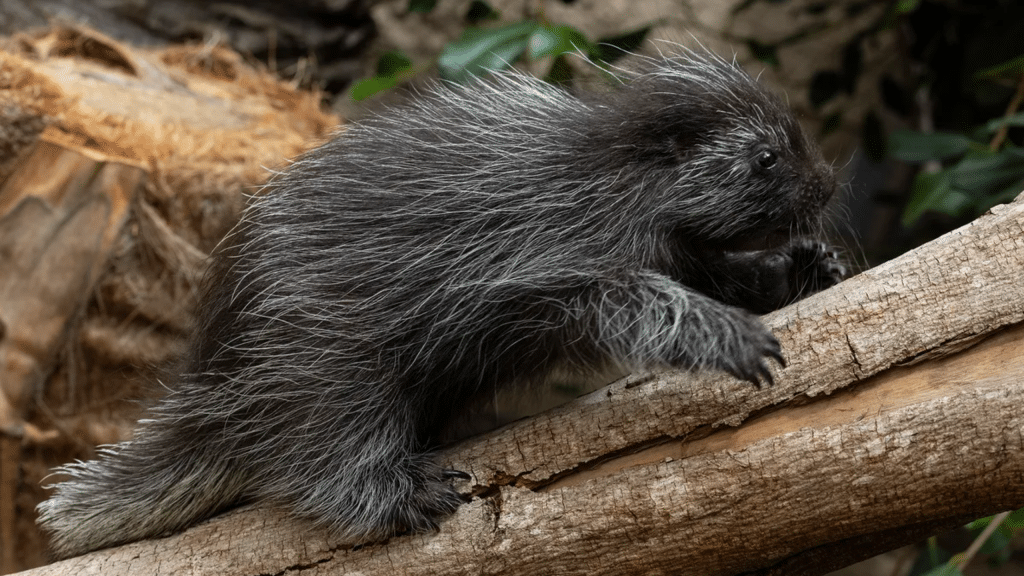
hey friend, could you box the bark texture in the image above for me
[15,195,1024,575]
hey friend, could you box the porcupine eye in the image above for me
[755,149,778,170]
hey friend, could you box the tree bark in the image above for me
[17,195,1024,576]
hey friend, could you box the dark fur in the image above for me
[37,51,843,558]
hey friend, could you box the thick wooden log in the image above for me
[16,194,1024,575]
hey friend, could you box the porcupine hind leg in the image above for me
[261,394,468,542]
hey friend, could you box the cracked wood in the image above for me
[17,195,1024,575]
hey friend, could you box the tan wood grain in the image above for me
[18,195,1024,576]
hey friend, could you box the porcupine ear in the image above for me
[605,88,715,166]
[668,130,705,164]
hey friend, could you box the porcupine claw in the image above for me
[442,469,471,481]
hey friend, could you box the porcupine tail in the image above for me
[37,421,249,559]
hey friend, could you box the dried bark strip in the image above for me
[0,27,341,570]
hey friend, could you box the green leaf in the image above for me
[407,0,436,13]
[894,0,921,14]
[528,24,592,60]
[919,536,951,571]
[966,514,996,531]
[934,189,972,217]
[977,527,1011,555]
[543,53,574,86]
[903,170,955,225]
[980,111,1024,136]
[348,51,414,101]
[438,21,538,83]
[976,55,1024,81]
[899,148,1024,224]
[888,130,973,163]
[920,564,964,576]
[1003,506,1024,529]
[375,51,413,77]
[349,76,400,101]
[948,148,1024,193]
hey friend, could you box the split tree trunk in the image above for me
[0,25,338,572]
[18,194,1024,574]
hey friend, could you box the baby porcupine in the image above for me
[37,50,844,558]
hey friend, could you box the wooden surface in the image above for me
[18,195,1024,575]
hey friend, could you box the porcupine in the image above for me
[37,50,845,558]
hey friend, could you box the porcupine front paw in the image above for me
[592,272,787,387]
[732,238,846,313]
[392,458,470,535]
[658,298,785,387]
[786,239,846,298]
[709,307,785,387]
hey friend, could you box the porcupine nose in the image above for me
[806,162,837,209]
[788,163,836,231]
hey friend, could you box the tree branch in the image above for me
[19,194,1024,576]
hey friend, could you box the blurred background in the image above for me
[0,0,1022,573]
[3,0,1020,264]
